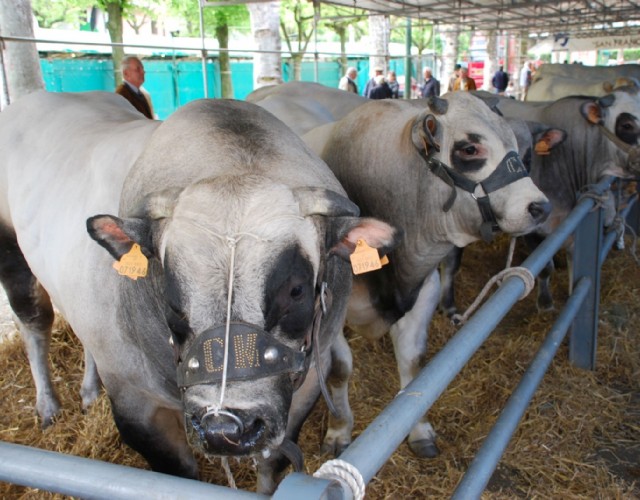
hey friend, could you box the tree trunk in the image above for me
[105,1,125,87]
[292,53,303,80]
[0,0,44,108]
[441,26,459,92]
[248,2,282,88]
[368,15,389,75]
[216,23,234,98]
[483,30,498,91]
[337,26,347,74]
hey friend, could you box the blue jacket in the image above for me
[420,78,440,98]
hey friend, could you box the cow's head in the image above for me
[413,92,551,245]
[87,176,397,461]
[580,87,640,176]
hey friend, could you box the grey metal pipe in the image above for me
[451,277,591,500]
[327,178,612,485]
[0,441,264,499]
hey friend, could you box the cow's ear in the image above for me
[87,214,153,261]
[412,111,440,157]
[533,128,567,156]
[293,187,359,217]
[328,217,401,261]
[581,101,603,125]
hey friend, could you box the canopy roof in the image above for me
[314,0,640,36]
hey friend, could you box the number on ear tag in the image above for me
[350,239,383,275]
[112,243,148,280]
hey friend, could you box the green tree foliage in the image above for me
[31,0,95,29]
[280,0,315,80]
[169,0,249,97]
[318,4,367,74]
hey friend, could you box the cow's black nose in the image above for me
[196,409,265,455]
[528,200,551,223]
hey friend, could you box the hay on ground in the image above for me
[0,234,638,498]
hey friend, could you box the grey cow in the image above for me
[302,93,551,457]
[479,86,640,309]
[0,92,399,493]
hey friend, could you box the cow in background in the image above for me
[0,92,399,493]
[303,93,551,457]
[475,87,640,310]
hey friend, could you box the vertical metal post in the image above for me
[570,202,603,369]
[404,17,412,99]
[198,1,209,98]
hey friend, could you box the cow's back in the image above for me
[0,91,159,316]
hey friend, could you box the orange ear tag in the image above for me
[350,239,383,275]
[380,255,390,266]
[534,141,550,156]
[112,243,148,280]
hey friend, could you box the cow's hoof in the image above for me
[321,438,351,457]
[409,438,440,458]
[37,394,62,428]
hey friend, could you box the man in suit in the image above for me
[115,56,154,119]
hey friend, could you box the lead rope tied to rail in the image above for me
[451,237,535,326]
[314,459,366,500]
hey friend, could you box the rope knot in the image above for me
[314,459,365,500]
[577,186,610,212]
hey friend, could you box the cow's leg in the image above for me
[389,270,440,458]
[524,233,555,311]
[439,246,463,317]
[0,228,60,426]
[80,348,102,410]
[321,329,354,456]
[109,391,198,478]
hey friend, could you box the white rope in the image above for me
[217,236,237,411]
[314,459,366,500]
[451,238,534,326]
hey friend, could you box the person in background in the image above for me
[420,67,440,98]
[368,74,393,100]
[338,66,358,94]
[491,65,509,95]
[453,66,477,91]
[447,63,462,92]
[519,61,532,100]
[364,66,384,98]
[115,55,154,119]
[386,70,400,98]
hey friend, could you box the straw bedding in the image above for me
[0,234,638,499]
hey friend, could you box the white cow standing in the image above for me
[0,91,399,493]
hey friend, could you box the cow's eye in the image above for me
[290,284,304,300]
[464,145,477,155]
[166,304,191,340]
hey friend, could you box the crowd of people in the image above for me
[339,60,537,101]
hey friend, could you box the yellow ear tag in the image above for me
[350,239,383,275]
[380,254,390,266]
[112,244,148,280]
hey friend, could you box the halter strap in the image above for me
[422,150,529,242]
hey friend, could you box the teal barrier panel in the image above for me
[39,56,375,118]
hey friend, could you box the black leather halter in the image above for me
[421,149,529,242]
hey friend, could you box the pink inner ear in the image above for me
[344,219,396,248]
[97,219,131,244]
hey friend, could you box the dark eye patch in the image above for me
[451,139,487,173]
[263,245,315,339]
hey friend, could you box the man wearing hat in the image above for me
[363,66,384,98]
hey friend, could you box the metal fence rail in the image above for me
[0,176,633,499]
